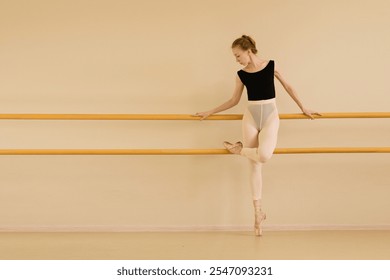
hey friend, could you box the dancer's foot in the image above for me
[254,210,266,236]
[253,200,266,236]
[223,141,243,155]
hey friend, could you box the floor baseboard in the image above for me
[1,224,390,232]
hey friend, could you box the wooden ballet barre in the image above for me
[0,149,230,155]
[274,147,390,154]
[280,112,390,119]
[0,114,241,120]
[0,112,389,120]
[0,147,389,155]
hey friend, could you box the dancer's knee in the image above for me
[257,149,273,163]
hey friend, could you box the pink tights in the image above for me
[240,99,279,200]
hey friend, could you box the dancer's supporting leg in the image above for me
[241,107,266,236]
[241,102,279,236]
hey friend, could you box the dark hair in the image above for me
[231,35,258,54]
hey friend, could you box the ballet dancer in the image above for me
[195,35,320,236]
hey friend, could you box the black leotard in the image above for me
[237,60,275,101]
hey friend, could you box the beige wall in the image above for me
[0,0,389,231]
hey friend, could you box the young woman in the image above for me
[195,35,320,236]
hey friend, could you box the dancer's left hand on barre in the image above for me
[302,108,322,119]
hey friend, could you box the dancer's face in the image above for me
[232,47,250,66]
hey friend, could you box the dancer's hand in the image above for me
[302,108,321,120]
[193,111,212,120]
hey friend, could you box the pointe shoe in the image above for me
[223,141,243,155]
[253,200,266,236]
[254,211,266,236]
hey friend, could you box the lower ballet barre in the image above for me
[0,147,389,155]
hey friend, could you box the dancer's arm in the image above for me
[274,67,320,119]
[194,75,244,120]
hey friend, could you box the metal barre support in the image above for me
[0,112,389,120]
[0,147,389,155]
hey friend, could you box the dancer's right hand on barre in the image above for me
[193,111,212,120]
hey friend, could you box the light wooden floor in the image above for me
[1,231,389,260]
